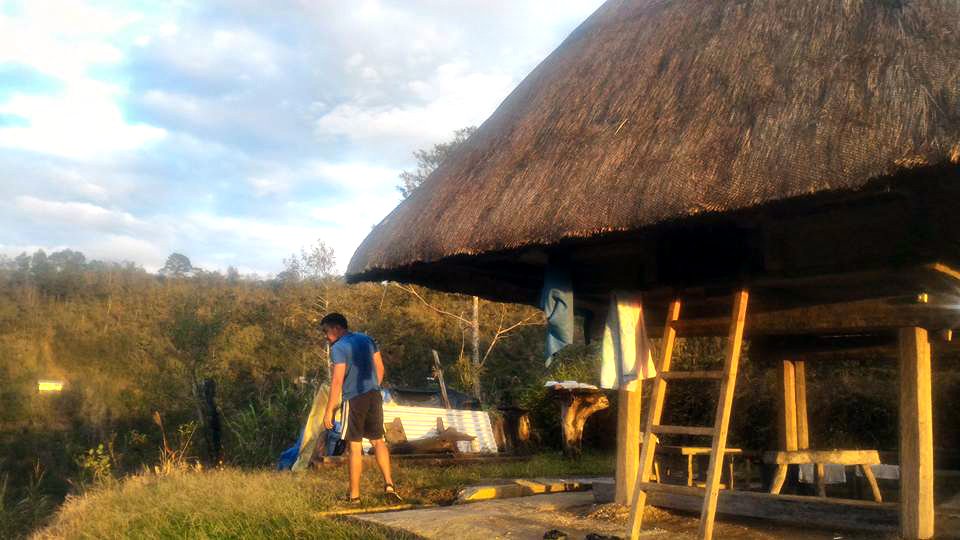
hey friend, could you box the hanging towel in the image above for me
[855,464,900,480]
[541,265,574,366]
[600,292,657,390]
[798,463,847,484]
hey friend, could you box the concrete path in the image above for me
[354,491,626,540]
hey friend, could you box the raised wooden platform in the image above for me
[593,479,898,533]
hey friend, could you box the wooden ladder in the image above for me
[627,289,749,540]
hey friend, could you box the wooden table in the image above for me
[763,449,883,503]
[658,445,743,489]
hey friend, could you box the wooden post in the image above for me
[778,360,799,453]
[431,350,452,409]
[899,327,934,539]
[616,386,643,504]
[794,361,809,451]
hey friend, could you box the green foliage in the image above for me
[0,461,54,539]
[225,382,313,467]
[397,126,477,198]
[160,253,193,277]
[74,444,114,490]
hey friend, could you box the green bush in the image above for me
[225,381,313,467]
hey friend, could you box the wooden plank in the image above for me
[651,425,715,437]
[794,361,809,450]
[637,480,703,496]
[899,327,935,539]
[431,349,452,409]
[677,447,742,456]
[643,487,898,533]
[628,299,681,539]
[660,370,724,380]
[699,289,749,540]
[762,449,881,466]
[658,297,959,338]
[616,386,643,504]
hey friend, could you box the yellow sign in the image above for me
[37,380,65,393]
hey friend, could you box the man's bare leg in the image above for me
[349,441,363,499]
[371,438,394,487]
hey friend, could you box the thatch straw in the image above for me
[347,0,960,284]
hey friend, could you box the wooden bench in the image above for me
[659,445,743,489]
[763,449,883,503]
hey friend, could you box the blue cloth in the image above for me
[325,420,343,456]
[278,419,344,469]
[277,430,303,470]
[331,332,380,401]
[540,265,574,366]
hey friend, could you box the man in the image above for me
[320,313,400,503]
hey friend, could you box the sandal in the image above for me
[340,494,361,505]
[384,484,403,502]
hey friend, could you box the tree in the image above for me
[397,126,477,198]
[161,253,193,277]
[279,240,336,284]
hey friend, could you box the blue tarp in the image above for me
[541,264,574,366]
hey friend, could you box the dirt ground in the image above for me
[355,491,960,540]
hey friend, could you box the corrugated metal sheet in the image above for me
[362,403,498,453]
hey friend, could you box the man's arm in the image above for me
[373,351,385,385]
[323,362,346,429]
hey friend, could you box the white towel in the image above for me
[798,463,847,484]
[600,292,657,390]
[855,464,900,480]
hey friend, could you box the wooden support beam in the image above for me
[700,289,749,540]
[764,449,881,466]
[778,360,799,453]
[794,361,809,450]
[655,297,959,338]
[651,425,715,437]
[899,327,935,539]
[616,386,643,504]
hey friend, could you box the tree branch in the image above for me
[392,283,472,325]
[480,310,544,366]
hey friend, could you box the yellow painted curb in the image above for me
[316,503,436,517]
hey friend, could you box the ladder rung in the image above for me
[651,425,715,437]
[637,481,704,497]
[660,370,724,380]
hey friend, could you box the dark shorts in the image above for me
[341,390,384,442]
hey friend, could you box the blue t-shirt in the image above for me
[331,332,380,401]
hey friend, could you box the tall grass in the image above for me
[35,453,613,539]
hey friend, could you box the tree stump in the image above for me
[550,387,610,458]
[498,406,533,454]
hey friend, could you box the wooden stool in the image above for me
[763,449,883,503]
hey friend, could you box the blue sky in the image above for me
[0,0,604,275]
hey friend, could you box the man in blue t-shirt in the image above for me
[320,313,400,503]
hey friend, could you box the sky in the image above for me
[0,0,605,276]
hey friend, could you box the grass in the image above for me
[33,453,613,539]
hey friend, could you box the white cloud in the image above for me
[314,65,513,150]
[0,81,166,158]
[13,196,148,232]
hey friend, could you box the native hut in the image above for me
[346,1,960,539]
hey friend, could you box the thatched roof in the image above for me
[347,0,960,299]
